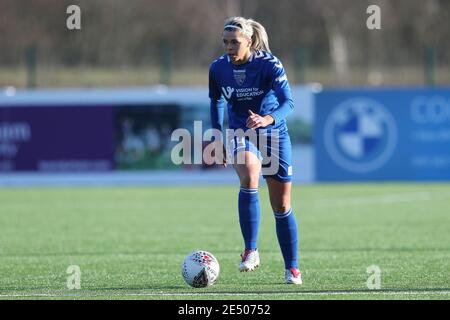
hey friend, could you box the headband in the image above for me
[224,24,252,37]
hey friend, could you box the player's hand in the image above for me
[210,140,227,167]
[221,142,227,167]
[246,110,274,129]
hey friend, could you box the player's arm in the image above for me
[210,98,225,133]
[247,59,294,129]
[268,59,294,124]
[209,66,225,133]
[208,65,227,166]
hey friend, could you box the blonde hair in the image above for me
[223,17,271,53]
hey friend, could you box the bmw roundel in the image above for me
[324,98,398,173]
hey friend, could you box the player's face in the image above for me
[222,30,251,64]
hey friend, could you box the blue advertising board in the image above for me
[315,88,450,181]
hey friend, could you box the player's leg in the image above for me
[263,131,302,284]
[233,150,261,189]
[266,178,301,284]
[233,149,262,272]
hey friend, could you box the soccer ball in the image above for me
[181,250,220,288]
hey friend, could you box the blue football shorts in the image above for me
[227,128,293,183]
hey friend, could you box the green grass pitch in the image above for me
[0,183,449,300]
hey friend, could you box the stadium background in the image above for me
[0,0,449,300]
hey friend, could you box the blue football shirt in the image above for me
[209,50,294,132]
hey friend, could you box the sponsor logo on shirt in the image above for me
[221,86,235,99]
[235,87,265,101]
[221,86,264,101]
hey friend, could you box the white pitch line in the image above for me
[1,290,450,298]
[315,191,438,208]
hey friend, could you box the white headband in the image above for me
[224,24,252,37]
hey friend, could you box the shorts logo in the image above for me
[324,98,397,173]
[288,166,293,176]
[233,69,246,86]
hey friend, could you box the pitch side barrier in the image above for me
[314,87,450,181]
[0,86,314,178]
[0,87,207,173]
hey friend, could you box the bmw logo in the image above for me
[324,98,397,173]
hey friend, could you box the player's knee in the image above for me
[239,174,259,189]
[272,204,290,214]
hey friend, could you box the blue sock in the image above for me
[238,187,260,250]
[274,208,299,269]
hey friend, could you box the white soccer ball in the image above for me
[181,250,220,288]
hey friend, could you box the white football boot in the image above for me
[285,267,302,285]
[239,249,260,272]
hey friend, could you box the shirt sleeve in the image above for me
[209,65,225,132]
[268,58,294,124]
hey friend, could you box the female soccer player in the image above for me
[209,16,302,285]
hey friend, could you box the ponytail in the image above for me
[223,17,271,53]
[247,19,271,53]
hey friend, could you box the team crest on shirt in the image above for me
[233,69,246,86]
